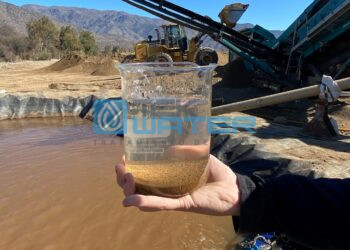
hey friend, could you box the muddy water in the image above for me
[0,118,238,250]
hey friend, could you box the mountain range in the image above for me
[0,1,282,49]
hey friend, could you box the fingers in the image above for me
[117,166,183,212]
[115,154,128,186]
[116,161,186,212]
[116,155,136,197]
[116,154,198,213]
[123,194,183,212]
[123,173,135,196]
[115,163,126,187]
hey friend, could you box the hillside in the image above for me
[22,5,260,49]
[1,1,282,50]
[22,4,165,48]
[0,1,40,33]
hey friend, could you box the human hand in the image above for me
[115,154,241,216]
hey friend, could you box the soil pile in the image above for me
[45,54,120,76]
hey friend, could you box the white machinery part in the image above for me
[320,75,341,103]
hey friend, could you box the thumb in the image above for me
[123,194,183,212]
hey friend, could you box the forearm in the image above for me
[233,174,350,249]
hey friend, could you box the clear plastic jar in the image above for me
[118,62,216,197]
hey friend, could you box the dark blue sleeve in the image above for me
[233,174,350,249]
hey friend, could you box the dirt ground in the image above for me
[0,60,122,98]
[0,52,228,98]
[217,50,229,66]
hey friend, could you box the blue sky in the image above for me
[5,0,314,30]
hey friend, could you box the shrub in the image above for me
[35,51,52,60]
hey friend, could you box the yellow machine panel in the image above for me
[135,43,148,61]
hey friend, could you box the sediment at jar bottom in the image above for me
[125,158,209,197]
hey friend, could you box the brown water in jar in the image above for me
[126,157,209,197]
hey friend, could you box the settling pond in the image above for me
[0,117,237,249]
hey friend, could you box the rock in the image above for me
[48,83,59,89]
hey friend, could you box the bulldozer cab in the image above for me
[161,24,188,51]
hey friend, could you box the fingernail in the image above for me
[123,198,131,207]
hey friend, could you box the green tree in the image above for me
[59,26,82,53]
[103,44,112,56]
[112,45,120,55]
[26,17,59,54]
[0,25,31,61]
[79,30,98,55]
[10,37,30,57]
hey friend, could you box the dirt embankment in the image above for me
[44,54,120,76]
[0,56,122,98]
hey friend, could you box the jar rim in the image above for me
[117,62,217,73]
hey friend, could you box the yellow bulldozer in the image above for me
[123,24,218,65]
